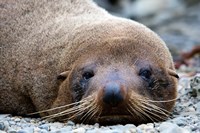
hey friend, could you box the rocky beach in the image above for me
[1,0,200,133]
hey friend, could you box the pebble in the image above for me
[66,121,75,126]
[124,124,136,131]
[39,124,50,131]
[136,128,143,133]
[93,123,99,128]
[129,128,137,133]
[50,122,64,128]
[14,118,21,122]
[9,121,16,125]
[7,130,17,133]
[186,107,196,112]
[0,122,5,130]
[17,129,33,133]
[0,114,10,119]
[72,127,86,133]
[159,122,190,133]
[172,117,188,126]
[24,118,30,123]
[59,126,73,132]
[38,129,48,133]
[29,120,35,123]
[195,102,200,112]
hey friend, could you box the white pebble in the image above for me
[195,102,200,112]
[72,127,86,133]
[186,107,196,112]
[14,118,21,122]
[159,122,190,133]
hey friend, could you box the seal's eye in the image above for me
[139,69,151,80]
[82,71,94,80]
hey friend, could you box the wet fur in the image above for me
[0,0,178,125]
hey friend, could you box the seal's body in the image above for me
[0,0,178,125]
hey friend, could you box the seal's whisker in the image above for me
[137,104,160,122]
[127,100,149,121]
[66,99,95,121]
[41,96,95,120]
[46,104,91,121]
[153,79,158,83]
[129,102,156,122]
[141,103,171,118]
[127,105,146,121]
[28,100,88,115]
[66,110,84,121]
[89,107,99,121]
[97,107,102,118]
[83,106,99,121]
[42,98,94,120]
[128,93,168,122]
[42,105,84,120]
[139,100,174,121]
[127,102,141,116]
[140,106,167,121]
[128,96,151,121]
[61,106,88,122]
[141,101,172,115]
[140,104,169,117]
[152,85,159,90]
[133,58,139,65]
[80,102,96,123]
[136,97,178,103]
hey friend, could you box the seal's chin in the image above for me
[95,115,133,125]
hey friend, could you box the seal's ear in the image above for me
[57,71,70,80]
[168,69,179,79]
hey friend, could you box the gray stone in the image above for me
[24,118,30,122]
[0,122,5,130]
[85,128,102,133]
[66,121,75,126]
[39,124,50,131]
[159,122,190,133]
[0,114,10,120]
[7,130,17,133]
[1,121,9,131]
[196,102,200,112]
[17,130,29,133]
[136,128,143,133]
[59,127,73,132]
[49,122,63,129]
[172,117,188,126]
[9,121,16,125]
[38,129,48,133]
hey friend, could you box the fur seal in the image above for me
[0,0,179,125]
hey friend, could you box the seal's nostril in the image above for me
[103,82,124,107]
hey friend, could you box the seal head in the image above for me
[52,34,178,125]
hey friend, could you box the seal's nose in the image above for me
[103,82,124,107]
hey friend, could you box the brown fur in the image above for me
[0,0,178,125]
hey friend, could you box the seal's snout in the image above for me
[103,82,124,107]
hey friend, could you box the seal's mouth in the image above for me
[95,115,133,125]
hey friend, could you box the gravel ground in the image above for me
[0,73,200,133]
